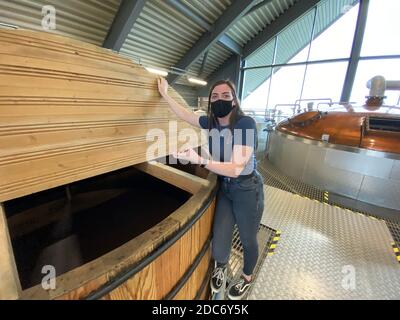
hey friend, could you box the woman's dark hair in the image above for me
[206,79,245,133]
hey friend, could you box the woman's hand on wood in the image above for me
[156,77,201,128]
[157,77,169,98]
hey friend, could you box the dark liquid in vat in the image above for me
[4,167,191,290]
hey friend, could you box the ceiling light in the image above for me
[188,77,207,86]
[145,67,168,77]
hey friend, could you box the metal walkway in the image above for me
[211,153,400,299]
[258,158,400,247]
[248,182,400,299]
[212,224,275,300]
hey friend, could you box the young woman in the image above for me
[157,78,264,300]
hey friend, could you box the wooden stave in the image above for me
[0,29,215,300]
[0,29,204,202]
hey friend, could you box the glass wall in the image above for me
[241,0,400,113]
[350,0,400,106]
[308,0,358,61]
[241,68,272,110]
[301,62,348,103]
[267,65,307,109]
[274,10,315,65]
[351,59,400,106]
[360,0,400,56]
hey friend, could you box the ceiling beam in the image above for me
[341,0,370,102]
[167,0,258,84]
[218,34,243,56]
[207,54,241,87]
[244,0,274,17]
[165,0,243,56]
[243,0,321,59]
[198,51,209,77]
[103,0,146,51]
[197,54,242,97]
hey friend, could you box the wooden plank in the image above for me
[0,119,200,203]
[173,249,211,300]
[0,30,202,202]
[104,203,213,300]
[0,30,132,66]
[0,54,147,84]
[0,203,21,299]
[0,120,183,155]
[135,162,210,195]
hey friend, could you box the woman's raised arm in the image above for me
[157,77,201,128]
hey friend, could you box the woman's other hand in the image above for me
[171,148,204,165]
[157,77,169,98]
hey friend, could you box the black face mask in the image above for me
[210,99,234,118]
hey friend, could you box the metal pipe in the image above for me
[367,75,386,97]
[367,76,400,96]
[365,75,400,107]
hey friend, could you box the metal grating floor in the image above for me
[257,157,400,248]
[244,154,400,299]
[212,224,275,300]
[229,224,275,300]
[249,185,400,299]
[211,152,400,299]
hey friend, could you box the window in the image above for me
[274,10,315,65]
[361,0,400,57]
[308,1,358,61]
[268,65,307,110]
[350,59,400,106]
[241,0,400,112]
[246,39,276,68]
[242,68,272,110]
[301,62,349,103]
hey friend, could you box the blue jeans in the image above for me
[212,170,265,276]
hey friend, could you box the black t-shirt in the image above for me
[198,115,257,176]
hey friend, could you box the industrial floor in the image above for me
[236,158,400,300]
[210,126,400,300]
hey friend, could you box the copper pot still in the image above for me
[277,75,400,155]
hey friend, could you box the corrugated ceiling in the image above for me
[0,0,121,45]
[0,0,352,90]
[119,0,296,85]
